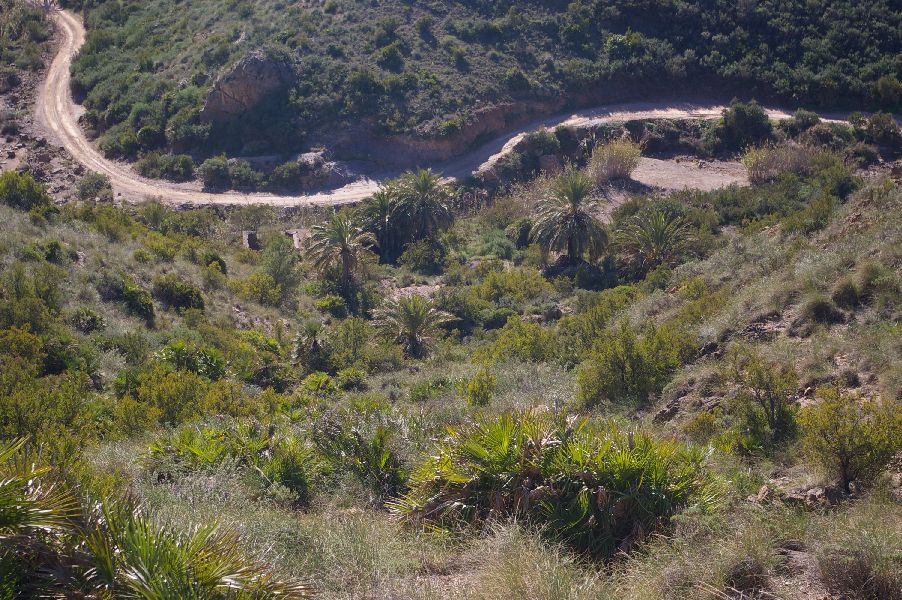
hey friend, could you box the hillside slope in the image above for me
[64,0,902,165]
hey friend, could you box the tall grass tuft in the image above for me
[741,143,817,184]
[588,138,643,185]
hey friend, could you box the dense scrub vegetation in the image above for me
[2,103,902,595]
[63,0,902,167]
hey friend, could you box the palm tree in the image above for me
[306,214,376,292]
[530,167,607,264]
[361,188,400,260]
[390,169,453,242]
[375,294,452,358]
[616,208,691,275]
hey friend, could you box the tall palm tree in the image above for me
[390,169,453,242]
[616,208,691,275]
[361,188,400,260]
[530,167,607,264]
[375,294,452,358]
[306,214,376,292]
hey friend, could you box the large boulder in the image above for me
[200,50,294,124]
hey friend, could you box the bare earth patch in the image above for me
[632,157,749,192]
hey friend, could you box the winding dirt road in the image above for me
[35,9,827,207]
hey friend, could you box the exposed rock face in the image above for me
[200,50,294,124]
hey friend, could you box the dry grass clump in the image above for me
[466,524,606,600]
[741,143,816,184]
[588,138,642,185]
[810,493,902,600]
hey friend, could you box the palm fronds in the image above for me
[305,214,376,291]
[374,294,452,358]
[79,498,314,599]
[616,208,691,275]
[0,438,79,538]
[530,168,608,263]
[391,413,715,558]
[388,169,453,242]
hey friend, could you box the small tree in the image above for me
[262,234,302,301]
[799,387,901,492]
[728,347,798,444]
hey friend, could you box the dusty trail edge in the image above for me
[36,9,849,207]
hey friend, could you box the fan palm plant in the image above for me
[389,169,453,242]
[306,214,376,293]
[391,412,715,558]
[530,168,607,264]
[0,439,312,598]
[616,208,691,275]
[360,188,401,261]
[78,498,313,598]
[374,294,452,358]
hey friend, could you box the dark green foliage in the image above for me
[393,413,713,557]
[707,100,773,151]
[0,171,51,212]
[801,294,844,325]
[0,438,312,597]
[96,272,155,324]
[152,273,205,311]
[314,415,407,503]
[197,155,231,189]
[576,320,686,408]
[75,171,113,201]
[135,153,195,181]
[399,239,446,275]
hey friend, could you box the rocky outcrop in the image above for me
[200,50,294,124]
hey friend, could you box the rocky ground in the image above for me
[1,23,83,202]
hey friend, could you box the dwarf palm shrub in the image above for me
[375,294,452,358]
[1,438,311,597]
[391,413,714,557]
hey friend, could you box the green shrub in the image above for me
[409,376,450,402]
[400,239,446,275]
[67,307,106,334]
[152,273,204,311]
[392,413,714,557]
[725,347,799,449]
[799,386,901,492]
[75,171,113,201]
[198,155,231,189]
[158,339,226,381]
[474,267,552,305]
[708,100,773,151]
[0,171,51,212]
[576,320,683,408]
[315,294,348,318]
[800,293,844,325]
[121,277,155,325]
[479,317,558,363]
[460,366,497,406]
